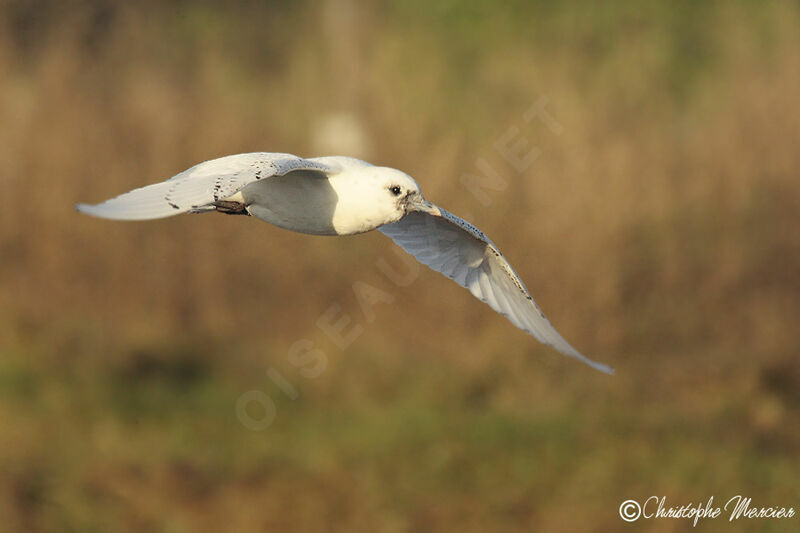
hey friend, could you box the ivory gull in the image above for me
[77,153,613,373]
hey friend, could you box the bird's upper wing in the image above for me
[378,207,613,374]
[76,153,337,220]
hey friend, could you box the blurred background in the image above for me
[1,0,799,531]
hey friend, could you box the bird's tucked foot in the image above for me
[213,200,249,215]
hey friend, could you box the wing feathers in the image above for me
[379,208,613,374]
[76,153,335,221]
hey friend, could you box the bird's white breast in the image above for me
[241,171,340,235]
[240,168,401,236]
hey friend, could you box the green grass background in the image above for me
[1,0,799,531]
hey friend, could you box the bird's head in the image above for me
[371,167,441,220]
[330,165,440,234]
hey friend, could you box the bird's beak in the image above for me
[407,194,442,216]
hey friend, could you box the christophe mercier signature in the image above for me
[619,495,796,526]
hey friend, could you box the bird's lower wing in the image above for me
[76,153,336,220]
[379,208,614,374]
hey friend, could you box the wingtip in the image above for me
[75,202,104,218]
[593,361,615,375]
[569,349,615,375]
[75,202,118,220]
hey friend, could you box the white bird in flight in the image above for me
[77,153,613,374]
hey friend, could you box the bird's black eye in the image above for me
[389,186,402,196]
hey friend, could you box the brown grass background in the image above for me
[1,0,799,531]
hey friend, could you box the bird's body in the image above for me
[77,152,613,374]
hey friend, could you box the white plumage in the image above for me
[77,152,613,374]
[76,153,333,220]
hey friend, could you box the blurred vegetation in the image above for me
[1,0,799,531]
